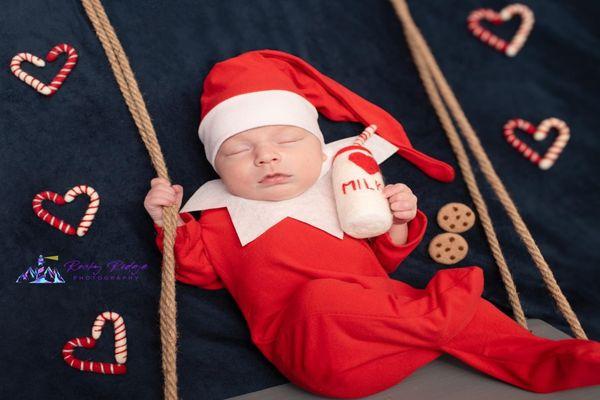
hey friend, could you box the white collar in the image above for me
[180,135,399,246]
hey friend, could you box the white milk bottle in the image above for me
[331,125,393,238]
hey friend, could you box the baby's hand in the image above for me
[144,177,184,227]
[383,183,417,225]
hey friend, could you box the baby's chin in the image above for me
[255,187,309,202]
[260,191,305,202]
[229,183,313,202]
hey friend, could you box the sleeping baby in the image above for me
[144,49,600,398]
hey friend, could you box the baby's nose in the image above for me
[255,148,281,165]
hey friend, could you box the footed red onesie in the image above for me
[154,208,600,398]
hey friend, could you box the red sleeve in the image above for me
[368,209,428,274]
[153,212,224,290]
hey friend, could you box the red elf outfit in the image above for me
[153,50,600,398]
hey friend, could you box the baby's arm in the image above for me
[367,183,427,274]
[145,178,224,290]
[368,210,427,274]
[383,183,418,245]
[153,214,224,289]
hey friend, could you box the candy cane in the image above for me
[467,9,508,53]
[353,124,377,146]
[64,185,100,236]
[62,337,127,375]
[534,118,570,170]
[503,118,540,165]
[92,311,128,364]
[44,43,79,95]
[10,53,52,95]
[501,4,535,57]
[32,191,77,235]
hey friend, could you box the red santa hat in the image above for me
[198,49,455,182]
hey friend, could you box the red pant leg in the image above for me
[258,266,484,398]
[440,297,600,393]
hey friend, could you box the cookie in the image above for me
[437,202,476,233]
[428,233,469,265]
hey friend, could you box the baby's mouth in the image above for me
[260,173,292,184]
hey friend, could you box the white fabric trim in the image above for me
[198,90,324,166]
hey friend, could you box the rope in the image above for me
[390,0,587,339]
[81,0,180,398]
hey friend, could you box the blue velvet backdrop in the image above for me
[1,1,598,399]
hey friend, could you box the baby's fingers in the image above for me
[148,193,178,207]
[390,200,414,212]
[388,192,416,205]
[383,183,410,198]
[172,185,184,197]
[150,177,171,187]
[151,186,178,197]
[392,209,417,223]
[393,209,415,218]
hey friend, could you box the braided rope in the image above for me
[390,0,587,339]
[81,0,180,398]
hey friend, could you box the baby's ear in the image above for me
[322,152,327,162]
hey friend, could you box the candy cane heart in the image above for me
[503,118,570,170]
[32,185,100,236]
[62,312,127,375]
[467,4,534,57]
[10,43,78,96]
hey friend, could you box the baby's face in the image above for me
[214,125,327,201]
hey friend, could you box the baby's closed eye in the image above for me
[277,131,307,143]
[224,145,251,156]
[278,137,304,143]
